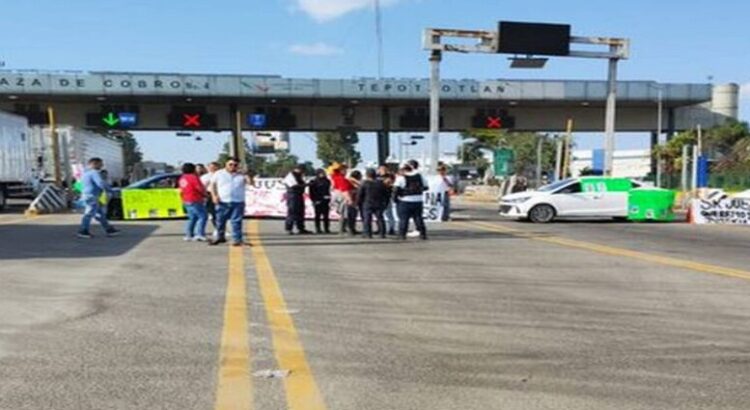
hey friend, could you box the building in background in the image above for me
[571,149,651,179]
[252,131,290,156]
[130,161,175,181]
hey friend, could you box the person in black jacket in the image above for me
[357,168,389,239]
[283,165,312,235]
[308,168,332,234]
[377,165,397,236]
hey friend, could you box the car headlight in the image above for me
[503,196,531,204]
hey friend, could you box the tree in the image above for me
[459,129,558,177]
[316,131,361,167]
[654,120,750,174]
[653,131,695,175]
[108,131,143,169]
[261,151,304,177]
[216,142,311,177]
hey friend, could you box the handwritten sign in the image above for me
[691,197,750,225]
[122,189,185,220]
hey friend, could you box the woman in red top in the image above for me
[178,163,208,241]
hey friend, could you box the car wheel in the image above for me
[528,204,555,223]
[0,187,6,212]
[108,199,124,220]
[612,216,628,222]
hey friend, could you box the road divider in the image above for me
[248,220,327,410]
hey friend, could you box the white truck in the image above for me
[0,111,36,210]
[29,126,125,185]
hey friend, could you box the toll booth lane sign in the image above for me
[118,112,138,127]
[87,111,138,128]
[183,113,201,128]
[248,113,267,128]
[167,111,218,129]
[486,116,502,129]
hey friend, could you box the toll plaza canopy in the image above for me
[0,70,737,132]
[0,70,713,103]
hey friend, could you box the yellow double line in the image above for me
[462,220,750,281]
[214,220,326,410]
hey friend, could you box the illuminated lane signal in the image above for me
[85,111,138,128]
[183,113,201,128]
[102,112,119,127]
[486,116,502,129]
[167,109,217,129]
[471,109,515,130]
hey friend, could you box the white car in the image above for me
[499,177,641,223]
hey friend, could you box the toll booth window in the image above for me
[555,182,582,194]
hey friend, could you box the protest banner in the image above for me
[122,189,185,220]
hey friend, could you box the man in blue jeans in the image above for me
[77,157,120,239]
[208,157,248,247]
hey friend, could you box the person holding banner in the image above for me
[309,168,332,234]
[394,163,428,241]
[200,162,220,234]
[283,165,312,235]
[357,169,389,239]
[209,157,247,247]
[377,166,397,236]
[346,170,363,236]
[331,164,356,235]
[431,165,455,222]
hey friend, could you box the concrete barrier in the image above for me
[26,185,68,216]
[462,185,501,203]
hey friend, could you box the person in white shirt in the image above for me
[393,163,429,240]
[209,158,247,246]
[430,164,455,222]
[199,162,220,232]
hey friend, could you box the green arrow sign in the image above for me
[102,112,119,127]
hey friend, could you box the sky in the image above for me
[2,0,749,166]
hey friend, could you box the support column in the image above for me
[377,106,391,165]
[650,131,658,178]
[229,104,244,164]
[428,49,442,174]
[47,106,62,188]
[603,53,619,176]
[667,108,676,141]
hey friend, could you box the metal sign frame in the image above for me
[423,25,630,176]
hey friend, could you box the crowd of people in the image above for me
[76,156,456,245]
[284,159,455,240]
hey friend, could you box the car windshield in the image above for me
[126,174,178,189]
[537,178,576,192]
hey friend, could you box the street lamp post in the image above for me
[656,86,663,187]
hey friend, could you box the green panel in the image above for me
[580,177,632,193]
[628,188,676,221]
[121,188,186,220]
[493,148,514,177]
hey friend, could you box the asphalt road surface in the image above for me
[2,203,750,410]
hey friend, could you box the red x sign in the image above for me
[486,116,502,129]
[183,113,201,127]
